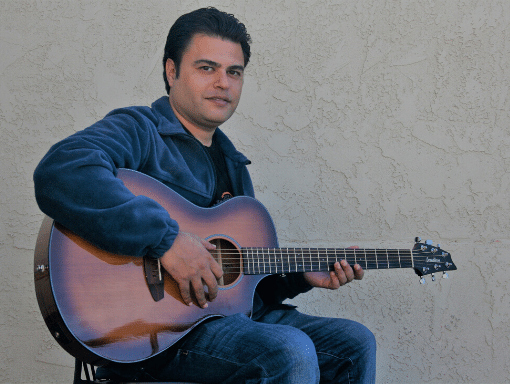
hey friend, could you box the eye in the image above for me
[228,70,242,77]
[199,66,214,72]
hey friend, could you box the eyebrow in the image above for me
[193,59,244,73]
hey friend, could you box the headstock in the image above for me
[412,237,457,284]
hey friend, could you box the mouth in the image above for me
[206,96,231,105]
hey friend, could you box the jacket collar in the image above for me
[151,96,251,165]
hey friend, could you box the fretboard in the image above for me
[242,248,413,275]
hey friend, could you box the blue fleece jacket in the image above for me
[33,96,311,309]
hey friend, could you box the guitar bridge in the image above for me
[143,257,164,302]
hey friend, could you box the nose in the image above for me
[214,70,229,89]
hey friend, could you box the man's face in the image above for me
[166,34,245,136]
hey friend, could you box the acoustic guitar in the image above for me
[34,169,457,365]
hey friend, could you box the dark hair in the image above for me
[162,7,252,94]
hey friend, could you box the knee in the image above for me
[259,328,320,382]
[355,323,377,359]
[347,323,377,382]
[280,330,318,365]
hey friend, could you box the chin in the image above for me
[206,113,234,127]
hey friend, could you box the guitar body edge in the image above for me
[34,216,109,366]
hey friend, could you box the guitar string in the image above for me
[207,252,433,260]
[204,249,438,274]
[208,252,431,259]
[208,249,437,261]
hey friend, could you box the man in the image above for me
[34,7,376,383]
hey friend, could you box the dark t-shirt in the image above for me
[204,133,233,206]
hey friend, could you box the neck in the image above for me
[168,99,216,147]
[186,125,215,147]
[241,247,414,274]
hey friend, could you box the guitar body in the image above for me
[34,169,278,365]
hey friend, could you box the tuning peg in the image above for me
[415,237,422,243]
[420,277,426,284]
[431,273,436,282]
[425,240,433,245]
[443,272,449,279]
[437,244,441,248]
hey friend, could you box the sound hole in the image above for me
[209,238,241,286]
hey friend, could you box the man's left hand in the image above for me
[303,260,364,289]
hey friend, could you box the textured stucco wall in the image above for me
[1,1,509,383]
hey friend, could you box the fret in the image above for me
[244,248,250,274]
[274,248,280,274]
[319,251,327,272]
[346,248,355,265]
[247,248,252,274]
[257,249,260,273]
[243,248,251,274]
[400,250,413,268]
[356,250,367,270]
[265,248,271,273]
[297,250,306,272]
[365,249,377,270]
[250,248,255,274]
[252,247,256,274]
[387,249,400,269]
[313,249,320,272]
[342,248,349,265]
[269,248,273,274]
[256,247,260,274]
[376,249,388,269]
[243,248,248,274]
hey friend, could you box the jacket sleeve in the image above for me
[33,108,179,259]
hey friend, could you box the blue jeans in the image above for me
[102,306,376,383]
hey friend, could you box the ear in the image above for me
[165,59,177,87]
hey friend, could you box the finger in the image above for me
[178,281,193,306]
[190,277,208,308]
[210,258,224,279]
[334,262,348,285]
[202,273,219,301]
[353,264,364,280]
[329,270,341,289]
[339,260,355,282]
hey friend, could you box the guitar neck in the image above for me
[242,247,414,275]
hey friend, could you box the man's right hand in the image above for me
[159,232,223,308]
